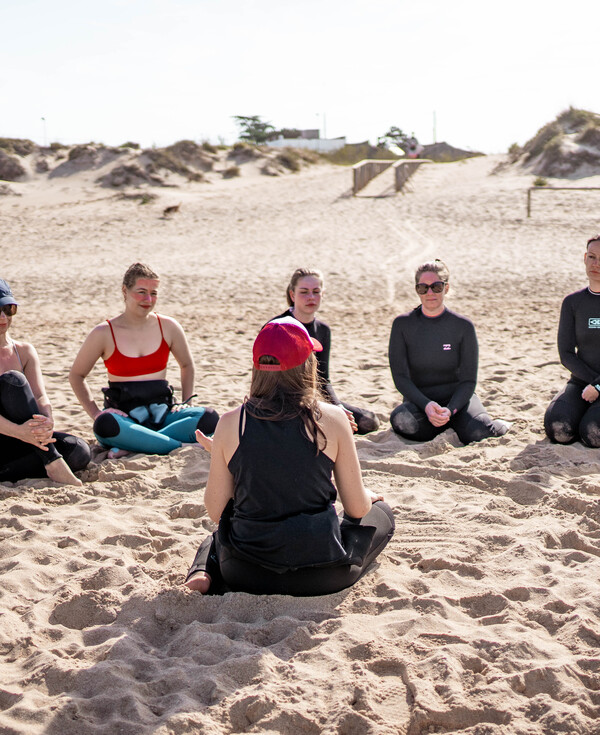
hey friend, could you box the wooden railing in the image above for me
[352,158,432,195]
[352,159,396,194]
[393,159,432,191]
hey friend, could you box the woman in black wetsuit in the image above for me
[271,267,379,434]
[0,279,90,485]
[388,259,509,445]
[185,316,395,596]
[544,234,600,446]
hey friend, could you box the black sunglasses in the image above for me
[415,281,446,295]
[0,304,17,317]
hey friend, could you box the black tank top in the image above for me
[224,405,347,570]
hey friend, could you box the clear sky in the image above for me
[2,0,599,154]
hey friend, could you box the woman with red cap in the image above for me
[185,316,395,596]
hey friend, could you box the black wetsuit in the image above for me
[186,405,394,596]
[273,309,379,434]
[388,306,507,444]
[0,371,90,483]
[544,288,600,446]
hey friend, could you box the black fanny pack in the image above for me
[102,380,174,428]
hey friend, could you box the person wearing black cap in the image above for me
[544,234,600,446]
[0,279,90,485]
[185,317,395,596]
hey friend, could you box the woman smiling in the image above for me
[388,259,509,445]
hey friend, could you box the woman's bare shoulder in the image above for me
[12,340,36,361]
[318,401,347,423]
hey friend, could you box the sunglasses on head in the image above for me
[415,281,446,295]
[0,304,17,317]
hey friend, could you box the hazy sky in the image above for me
[3,0,599,153]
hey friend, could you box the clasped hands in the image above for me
[425,401,452,427]
[21,414,55,449]
[582,384,600,403]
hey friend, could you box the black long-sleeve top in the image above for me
[273,309,340,404]
[557,287,600,387]
[388,306,478,413]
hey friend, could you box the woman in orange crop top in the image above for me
[69,263,219,458]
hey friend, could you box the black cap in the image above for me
[0,280,18,308]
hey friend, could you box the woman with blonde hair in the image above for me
[186,317,394,596]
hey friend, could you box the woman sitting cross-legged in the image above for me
[185,316,395,596]
[69,262,218,458]
[389,259,509,445]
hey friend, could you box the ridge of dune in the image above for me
[1,155,600,734]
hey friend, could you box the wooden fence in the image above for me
[352,160,396,195]
[393,159,432,191]
[527,186,600,217]
[352,158,432,195]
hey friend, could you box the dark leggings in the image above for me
[341,401,380,435]
[186,501,395,596]
[544,380,600,447]
[0,371,90,483]
[390,393,507,445]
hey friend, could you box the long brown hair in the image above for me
[245,352,327,452]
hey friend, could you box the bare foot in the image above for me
[107,448,131,460]
[46,458,83,486]
[184,571,211,593]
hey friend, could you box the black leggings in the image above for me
[390,393,507,445]
[186,501,395,596]
[0,371,90,483]
[341,401,380,435]
[544,380,600,447]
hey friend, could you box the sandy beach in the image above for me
[1,152,600,734]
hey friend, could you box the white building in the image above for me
[266,133,346,153]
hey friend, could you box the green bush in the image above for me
[144,148,192,176]
[533,176,548,187]
[507,142,521,162]
[119,141,140,149]
[556,107,599,131]
[276,149,300,172]
[0,138,36,156]
[202,141,217,154]
[223,165,240,178]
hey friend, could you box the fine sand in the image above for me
[1,155,600,734]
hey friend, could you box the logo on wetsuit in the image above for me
[443,344,451,351]
[589,318,600,328]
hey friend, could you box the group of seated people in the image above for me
[2,237,599,595]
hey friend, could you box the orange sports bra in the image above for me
[104,315,170,377]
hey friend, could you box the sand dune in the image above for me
[1,155,600,734]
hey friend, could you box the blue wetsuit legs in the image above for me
[94,406,219,455]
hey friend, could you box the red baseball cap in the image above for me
[253,316,323,372]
